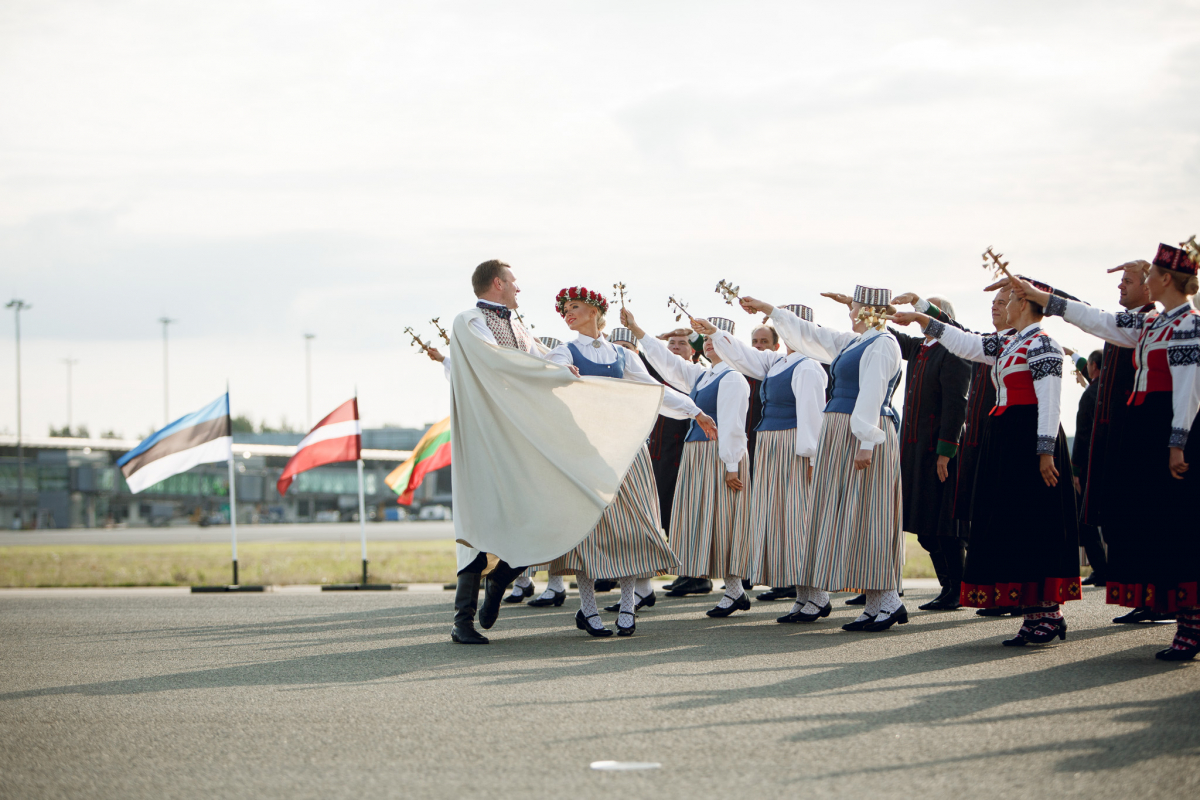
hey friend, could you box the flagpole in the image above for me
[228,384,238,586]
[357,457,368,585]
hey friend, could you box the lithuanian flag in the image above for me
[385,417,451,505]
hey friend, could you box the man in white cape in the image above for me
[426,260,663,644]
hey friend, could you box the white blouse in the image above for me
[769,306,902,451]
[639,334,750,471]
[707,330,827,459]
[546,334,702,421]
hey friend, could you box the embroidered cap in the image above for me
[709,317,736,334]
[853,286,891,307]
[555,286,609,317]
[538,336,562,349]
[780,303,813,322]
[1154,242,1199,277]
[608,327,636,345]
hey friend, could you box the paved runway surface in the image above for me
[0,520,455,546]
[1,586,1195,799]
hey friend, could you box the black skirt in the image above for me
[1102,392,1200,613]
[961,405,1081,608]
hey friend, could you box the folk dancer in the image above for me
[1017,242,1200,660]
[702,306,830,622]
[891,277,1083,646]
[740,287,908,632]
[622,308,754,618]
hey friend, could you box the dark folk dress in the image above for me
[890,328,971,549]
[926,320,1081,609]
[1048,298,1200,613]
[642,354,691,536]
[955,362,997,527]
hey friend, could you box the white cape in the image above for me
[450,308,663,567]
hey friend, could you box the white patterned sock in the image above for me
[853,612,872,623]
[879,590,901,615]
[725,575,744,599]
[809,588,830,608]
[635,577,653,597]
[547,575,565,593]
[619,576,637,614]
[576,574,604,629]
[865,590,884,617]
[514,576,533,589]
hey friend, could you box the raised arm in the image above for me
[768,306,854,363]
[708,329,778,380]
[1044,296,1143,348]
[621,348,702,420]
[922,319,998,365]
[792,359,828,459]
[639,333,706,391]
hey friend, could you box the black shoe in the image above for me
[502,582,535,604]
[575,609,613,637]
[919,587,953,611]
[1002,617,1067,646]
[845,593,867,606]
[616,612,636,637]
[756,586,798,602]
[1113,607,1174,624]
[528,589,567,607]
[842,614,877,631]
[451,572,489,645]
[1155,628,1200,661]
[479,562,523,630]
[605,591,656,613]
[666,577,713,597]
[1082,573,1106,587]
[742,578,753,591]
[593,579,618,592]
[864,604,909,632]
[777,602,832,623]
[976,607,1016,617]
[706,592,751,617]
[662,576,683,591]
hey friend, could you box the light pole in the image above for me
[7,299,30,529]
[159,317,175,425]
[61,357,79,434]
[304,333,315,429]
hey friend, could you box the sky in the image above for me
[1,0,1198,439]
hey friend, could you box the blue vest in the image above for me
[566,341,625,378]
[685,370,727,443]
[825,335,900,427]
[757,358,805,432]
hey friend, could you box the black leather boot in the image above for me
[479,561,525,630]
[919,550,950,610]
[451,572,488,644]
[940,539,965,610]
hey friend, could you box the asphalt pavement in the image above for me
[0,585,1195,799]
[0,520,455,546]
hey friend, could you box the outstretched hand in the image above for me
[891,292,920,306]
[984,277,1011,292]
[738,296,773,316]
[691,318,718,336]
[889,310,925,327]
[657,327,693,340]
[1012,276,1051,307]
[821,291,853,307]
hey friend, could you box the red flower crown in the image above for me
[555,286,609,317]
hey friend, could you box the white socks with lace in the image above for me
[789,585,830,616]
[716,574,744,608]
[635,577,653,598]
[508,575,533,599]
[863,590,902,619]
[533,574,565,600]
[618,576,637,628]
[576,574,605,629]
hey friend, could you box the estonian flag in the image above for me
[117,393,233,494]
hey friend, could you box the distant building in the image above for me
[0,426,452,529]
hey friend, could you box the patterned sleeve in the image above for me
[1027,334,1065,455]
[1168,312,1200,449]
[1055,298,1143,348]
[925,320,995,365]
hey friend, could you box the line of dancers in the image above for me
[423,241,1200,661]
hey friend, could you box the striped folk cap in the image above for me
[538,337,563,349]
[608,327,636,345]
[853,285,892,307]
[780,303,813,322]
[709,317,736,334]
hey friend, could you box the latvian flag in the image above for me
[117,393,233,494]
[276,399,362,495]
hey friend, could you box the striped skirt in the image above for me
[800,412,903,592]
[668,439,751,578]
[549,445,679,580]
[731,428,813,587]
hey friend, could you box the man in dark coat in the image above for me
[1071,349,1109,586]
[1083,260,1171,623]
[889,295,971,611]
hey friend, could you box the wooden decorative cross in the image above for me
[404,326,430,353]
[667,296,694,322]
[982,246,1015,281]
[429,317,449,344]
[612,282,630,309]
[715,279,741,306]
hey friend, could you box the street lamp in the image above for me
[304,333,315,429]
[62,357,79,434]
[7,299,30,529]
[159,317,175,425]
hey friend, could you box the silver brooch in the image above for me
[591,340,602,348]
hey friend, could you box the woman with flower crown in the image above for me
[545,286,718,637]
